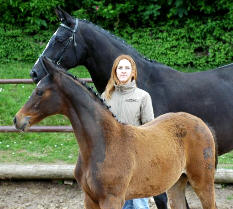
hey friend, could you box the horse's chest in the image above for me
[75,162,104,199]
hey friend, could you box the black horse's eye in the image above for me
[36,89,44,96]
[55,35,67,43]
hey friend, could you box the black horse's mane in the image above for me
[79,19,159,64]
[80,20,233,72]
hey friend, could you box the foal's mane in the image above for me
[59,69,119,119]
[80,19,159,64]
[63,71,108,106]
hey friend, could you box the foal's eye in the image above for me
[36,89,44,96]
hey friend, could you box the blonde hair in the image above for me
[104,55,138,100]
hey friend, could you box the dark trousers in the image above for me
[153,193,168,209]
[153,192,190,209]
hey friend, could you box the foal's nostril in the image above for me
[13,117,17,125]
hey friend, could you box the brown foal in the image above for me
[14,57,217,209]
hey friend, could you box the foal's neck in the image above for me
[60,75,116,162]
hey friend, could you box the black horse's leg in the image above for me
[153,193,190,209]
[153,193,168,209]
[185,197,190,209]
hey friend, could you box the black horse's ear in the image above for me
[55,6,63,21]
[42,56,59,77]
[55,6,73,26]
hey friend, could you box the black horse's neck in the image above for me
[79,20,176,93]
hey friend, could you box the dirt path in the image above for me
[0,180,232,209]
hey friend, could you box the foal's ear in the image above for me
[42,57,60,77]
[55,6,73,26]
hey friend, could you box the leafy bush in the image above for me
[1,0,233,30]
[0,16,232,70]
[117,17,233,69]
[0,1,232,69]
[0,0,64,32]
[0,23,51,63]
[69,0,233,29]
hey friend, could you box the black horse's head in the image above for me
[30,8,87,83]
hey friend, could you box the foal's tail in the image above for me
[207,124,218,168]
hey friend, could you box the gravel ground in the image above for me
[0,180,232,209]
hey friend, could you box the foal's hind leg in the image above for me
[186,167,217,209]
[167,174,188,209]
[188,178,216,209]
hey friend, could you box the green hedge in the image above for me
[0,23,53,63]
[0,1,232,69]
[0,17,232,70]
[117,18,233,69]
[0,0,64,32]
[1,0,233,30]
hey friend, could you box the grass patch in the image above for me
[0,62,34,79]
[0,132,78,163]
[0,61,90,79]
[218,151,233,169]
[227,194,233,201]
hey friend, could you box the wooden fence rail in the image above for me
[0,78,92,84]
[0,165,232,182]
[0,126,73,133]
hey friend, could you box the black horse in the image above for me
[30,8,233,209]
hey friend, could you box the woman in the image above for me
[101,54,154,209]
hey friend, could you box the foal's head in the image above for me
[14,57,66,131]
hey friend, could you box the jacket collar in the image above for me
[114,80,136,94]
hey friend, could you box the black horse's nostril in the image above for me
[30,70,37,79]
[13,117,17,125]
[30,70,39,83]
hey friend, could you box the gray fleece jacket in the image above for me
[101,80,154,126]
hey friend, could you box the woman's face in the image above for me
[116,59,132,83]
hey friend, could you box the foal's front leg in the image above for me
[99,194,125,209]
[84,193,125,209]
[84,193,101,209]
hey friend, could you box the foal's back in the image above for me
[122,112,215,199]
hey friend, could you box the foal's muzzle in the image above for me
[13,115,31,132]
